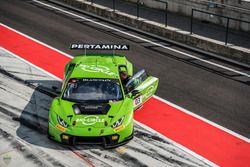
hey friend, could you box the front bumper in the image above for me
[59,132,133,148]
[48,120,133,148]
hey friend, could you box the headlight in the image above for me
[57,115,69,128]
[73,105,81,115]
[111,116,124,128]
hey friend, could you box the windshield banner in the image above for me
[82,78,112,82]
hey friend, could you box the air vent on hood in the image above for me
[73,103,111,115]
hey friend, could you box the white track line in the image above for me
[1,47,61,81]
[0,46,218,167]
[1,20,249,143]
[32,0,250,78]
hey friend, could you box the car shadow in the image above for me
[16,79,103,150]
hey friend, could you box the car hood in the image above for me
[57,99,131,128]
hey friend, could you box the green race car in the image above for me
[48,52,158,148]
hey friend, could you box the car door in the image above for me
[125,69,159,110]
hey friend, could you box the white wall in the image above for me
[127,0,250,31]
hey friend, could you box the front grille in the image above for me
[75,136,104,144]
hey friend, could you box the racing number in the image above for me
[133,96,142,107]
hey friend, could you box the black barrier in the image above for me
[190,9,250,45]
[113,0,116,12]
[137,0,140,19]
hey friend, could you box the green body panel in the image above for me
[48,54,158,147]
[132,76,159,110]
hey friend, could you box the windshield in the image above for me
[63,78,123,102]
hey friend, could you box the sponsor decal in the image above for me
[70,44,129,50]
[143,85,155,99]
[56,124,66,132]
[76,115,105,125]
[80,64,116,76]
[114,125,125,132]
[82,78,112,82]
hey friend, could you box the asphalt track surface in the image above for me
[1,0,249,138]
[0,0,250,166]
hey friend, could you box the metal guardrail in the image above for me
[190,9,250,45]
[87,0,169,27]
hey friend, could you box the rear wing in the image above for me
[70,44,129,50]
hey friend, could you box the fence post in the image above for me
[91,0,93,5]
[113,0,116,12]
[190,9,194,34]
[137,0,140,19]
[165,2,168,27]
[225,18,230,45]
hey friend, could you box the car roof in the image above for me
[70,54,128,79]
